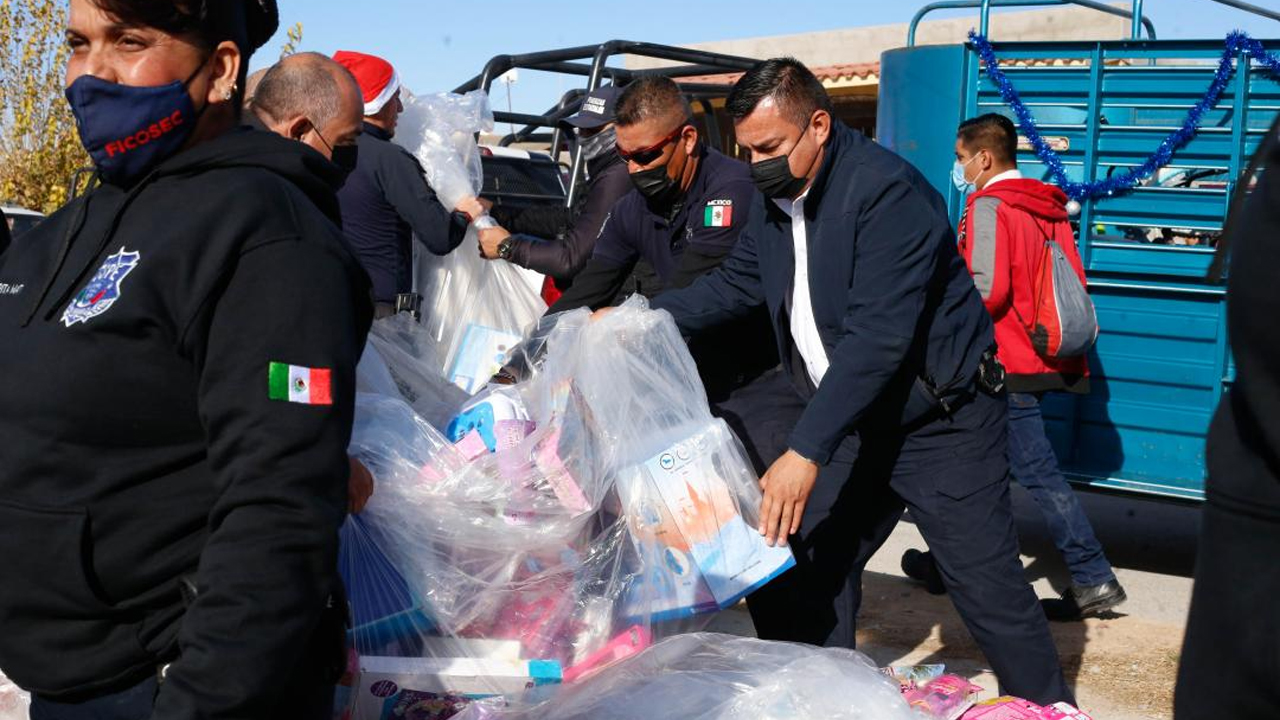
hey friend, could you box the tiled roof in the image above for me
[678,61,881,86]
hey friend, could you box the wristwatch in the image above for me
[497,236,515,260]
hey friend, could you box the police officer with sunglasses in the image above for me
[514,76,799,478]
[543,76,755,314]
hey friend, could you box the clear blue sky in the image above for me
[251,0,1279,115]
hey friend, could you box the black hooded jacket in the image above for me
[1207,131,1280,519]
[0,129,372,715]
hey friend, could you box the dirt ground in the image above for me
[710,485,1201,720]
[854,573,1183,720]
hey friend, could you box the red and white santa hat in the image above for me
[333,50,402,116]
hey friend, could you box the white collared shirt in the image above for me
[983,168,1023,189]
[775,190,830,387]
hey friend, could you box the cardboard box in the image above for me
[448,325,522,394]
[352,655,561,719]
[619,422,795,619]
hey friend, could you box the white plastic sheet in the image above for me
[453,633,919,720]
[397,90,491,212]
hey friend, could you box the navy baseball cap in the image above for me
[561,86,622,130]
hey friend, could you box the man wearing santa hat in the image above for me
[333,50,486,319]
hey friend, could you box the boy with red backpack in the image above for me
[901,114,1126,621]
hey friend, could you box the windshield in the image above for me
[5,213,43,239]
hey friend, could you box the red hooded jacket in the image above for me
[958,177,1090,393]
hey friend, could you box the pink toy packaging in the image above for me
[961,697,1095,720]
[904,674,983,719]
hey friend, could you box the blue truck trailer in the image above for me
[878,0,1280,500]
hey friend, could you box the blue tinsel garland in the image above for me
[969,31,1280,202]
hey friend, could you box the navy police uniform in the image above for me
[651,122,1072,706]
[337,122,468,313]
[548,145,757,311]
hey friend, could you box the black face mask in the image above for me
[750,154,809,200]
[311,122,358,185]
[630,163,682,210]
[750,124,815,200]
[330,143,359,177]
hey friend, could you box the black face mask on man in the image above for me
[630,164,682,208]
[750,122,815,200]
[310,122,359,185]
[330,143,359,176]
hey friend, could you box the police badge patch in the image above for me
[62,247,141,327]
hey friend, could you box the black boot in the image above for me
[900,549,947,595]
[1041,579,1127,621]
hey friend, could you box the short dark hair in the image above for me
[89,0,279,106]
[252,53,348,130]
[615,77,693,130]
[957,113,1019,165]
[726,57,834,127]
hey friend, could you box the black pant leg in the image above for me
[1175,496,1280,719]
[29,677,158,720]
[891,391,1072,707]
[746,434,905,648]
[710,367,805,476]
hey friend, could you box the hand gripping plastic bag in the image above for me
[452,633,919,720]
[390,90,546,394]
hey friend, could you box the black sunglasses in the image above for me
[618,123,691,166]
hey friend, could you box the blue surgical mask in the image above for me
[951,152,984,194]
[64,62,208,187]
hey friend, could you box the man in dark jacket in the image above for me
[902,114,1124,620]
[647,58,1071,706]
[479,85,633,295]
[250,52,363,170]
[333,50,484,318]
[507,77,793,476]
[1175,117,1280,720]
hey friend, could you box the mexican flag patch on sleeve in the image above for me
[268,361,333,405]
[704,200,733,228]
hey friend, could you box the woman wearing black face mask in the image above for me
[0,1,371,718]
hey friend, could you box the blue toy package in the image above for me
[340,516,436,657]
[447,325,522,395]
[445,386,531,453]
[618,421,795,621]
